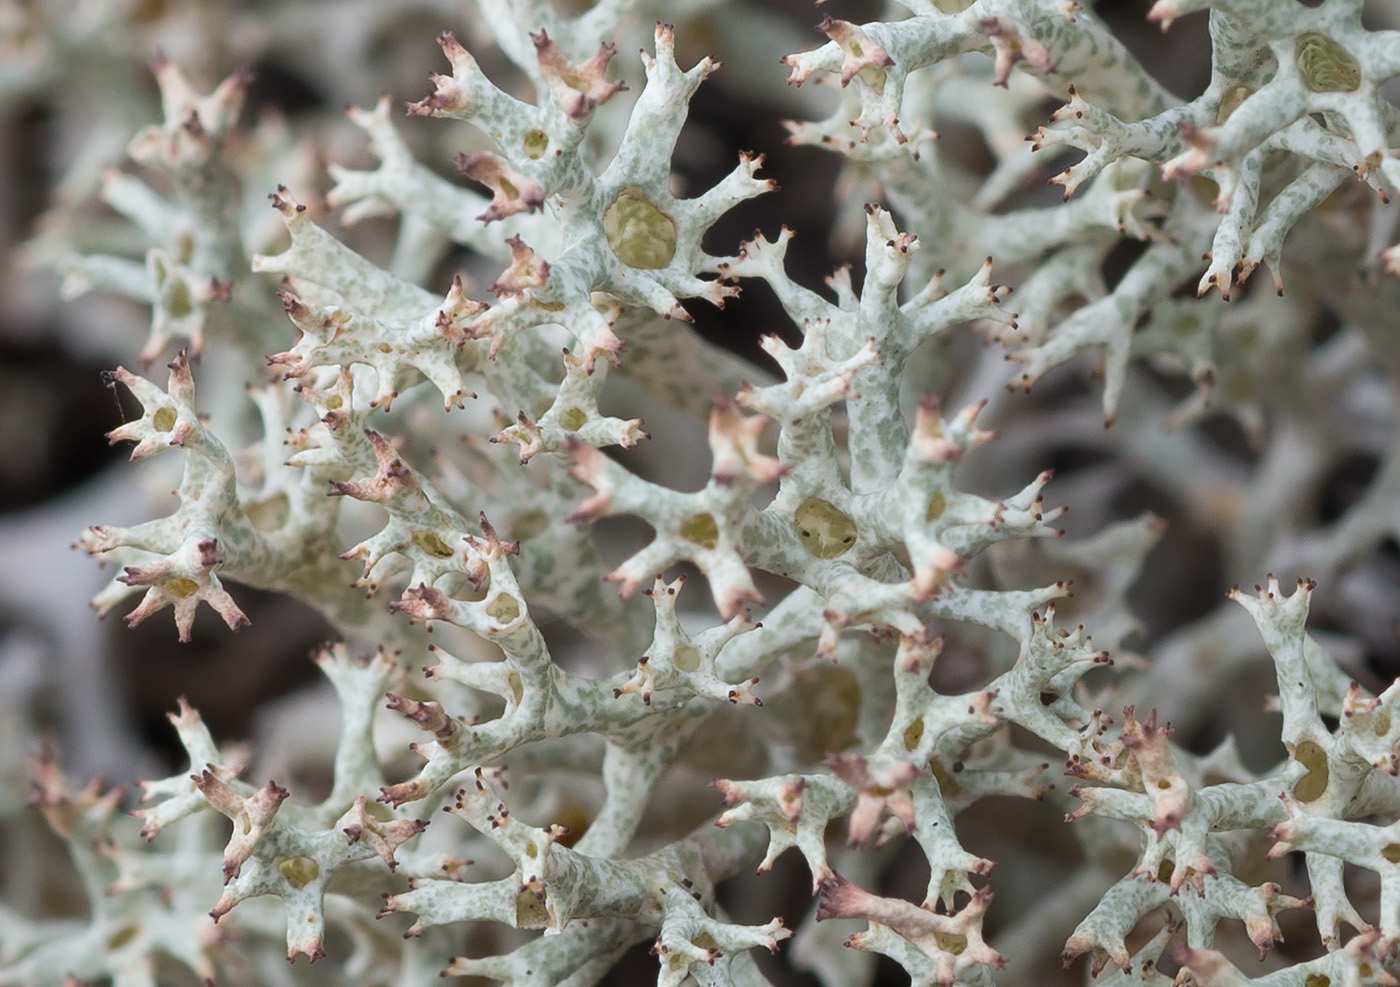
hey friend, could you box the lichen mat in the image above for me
[4,2,1400,985]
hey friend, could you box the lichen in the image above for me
[7,3,1400,987]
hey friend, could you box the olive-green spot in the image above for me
[1376,711,1391,737]
[507,670,523,706]
[675,643,701,672]
[558,406,588,431]
[377,342,393,354]
[794,497,857,559]
[1293,739,1329,802]
[166,577,199,599]
[278,856,320,889]
[509,510,549,541]
[691,932,719,951]
[487,593,522,623]
[903,716,924,752]
[1305,976,1332,987]
[934,931,967,955]
[167,280,193,317]
[523,129,549,159]
[680,512,719,550]
[926,492,946,522]
[525,841,538,859]
[1296,33,1361,93]
[603,189,677,270]
[324,395,343,410]
[499,177,519,200]
[152,407,178,432]
[106,925,139,950]
[1383,844,1400,864]
[411,529,456,559]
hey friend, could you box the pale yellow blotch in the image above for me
[680,512,719,550]
[487,593,522,623]
[558,406,587,431]
[934,931,967,955]
[152,407,178,432]
[411,529,456,559]
[515,886,550,928]
[1292,739,1329,802]
[166,280,193,317]
[522,129,549,159]
[278,856,320,889]
[1296,33,1361,93]
[166,577,199,598]
[674,643,701,672]
[603,189,677,270]
[794,497,857,558]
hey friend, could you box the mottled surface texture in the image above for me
[4,1,1400,986]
